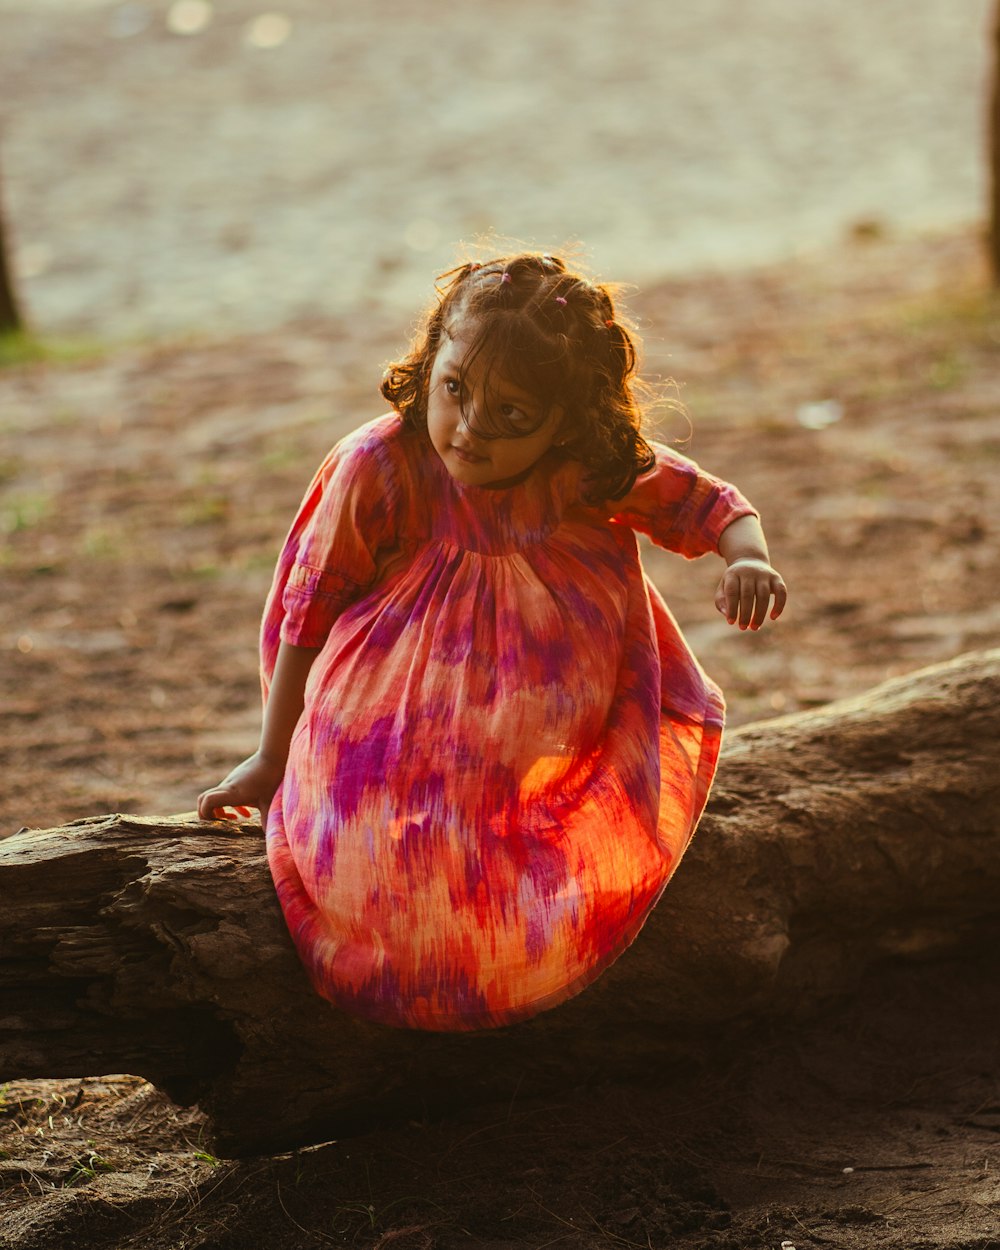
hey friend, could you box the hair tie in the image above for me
[605,319,615,327]
[500,272,511,284]
[554,296,568,306]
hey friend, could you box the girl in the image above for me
[197,253,786,1032]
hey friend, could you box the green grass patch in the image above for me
[889,286,1000,343]
[1,492,53,535]
[0,331,109,369]
[181,495,231,526]
[80,524,130,560]
[63,1147,118,1187]
[925,350,966,390]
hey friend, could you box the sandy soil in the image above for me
[1,227,999,1249]
[2,226,999,828]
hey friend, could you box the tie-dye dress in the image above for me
[260,413,756,1031]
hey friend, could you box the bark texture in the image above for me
[0,165,23,334]
[2,649,998,1156]
[992,0,1000,282]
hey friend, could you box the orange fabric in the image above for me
[260,415,757,1030]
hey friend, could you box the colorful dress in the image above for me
[260,414,756,1031]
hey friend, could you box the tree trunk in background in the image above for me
[991,1,1000,282]
[1,650,999,1157]
[0,164,24,334]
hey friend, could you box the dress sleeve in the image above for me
[277,429,400,648]
[605,441,758,559]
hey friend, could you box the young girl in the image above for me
[197,253,786,1032]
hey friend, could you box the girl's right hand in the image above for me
[197,751,286,829]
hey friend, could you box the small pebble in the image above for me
[843,1165,855,1173]
[796,399,844,430]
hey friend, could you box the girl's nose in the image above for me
[459,400,487,441]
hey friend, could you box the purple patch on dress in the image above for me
[332,714,398,821]
[259,414,748,1030]
[524,913,548,964]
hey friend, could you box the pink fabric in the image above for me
[259,414,757,1030]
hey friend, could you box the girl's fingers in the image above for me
[721,587,734,622]
[749,581,771,630]
[739,582,756,629]
[196,789,219,820]
[197,787,251,821]
[718,570,787,629]
[717,575,751,625]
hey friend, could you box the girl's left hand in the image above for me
[715,558,787,630]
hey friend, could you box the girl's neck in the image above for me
[477,463,537,491]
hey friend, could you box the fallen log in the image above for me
[2,649,998,1156]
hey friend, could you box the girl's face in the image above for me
[426,319,564,489]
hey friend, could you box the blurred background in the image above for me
[0,0,994,337]
[1,1,998,830]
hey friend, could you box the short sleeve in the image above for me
[276,426,400,648]
[606,442,758,559]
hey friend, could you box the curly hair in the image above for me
[381,252,656,502]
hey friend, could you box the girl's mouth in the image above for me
[452,445,488,465]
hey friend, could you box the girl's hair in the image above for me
[381,252,656,502]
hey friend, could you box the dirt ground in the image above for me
[1,226,999,1248]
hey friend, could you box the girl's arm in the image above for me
[197,641,321,827]
[715,514,787,631]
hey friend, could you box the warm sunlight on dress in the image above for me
[260,415,756,1030]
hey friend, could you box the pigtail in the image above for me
[382,303,447,424]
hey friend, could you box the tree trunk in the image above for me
[991,0,1000,282]
[2,649,998,1157]
[0,164,23,334]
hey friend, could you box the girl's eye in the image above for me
[499,402,531,425]
[444,378,461,397]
